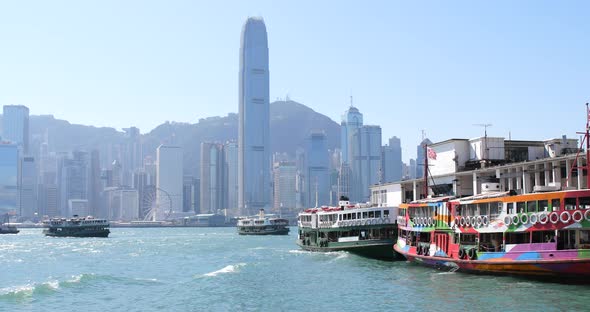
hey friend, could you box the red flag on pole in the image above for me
[427,147,437,160]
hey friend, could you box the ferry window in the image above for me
[579,231,590,247]
[526,201,538,213]
[490,202,500,217]
[478,203,489,216]
[565,198,576,210]
[507,203,514,214]
[375,211,381,218]
[557,230,577,250]
[579,197,590,209]
[352,213,356,220]
[357,212,361,219]
[551,199,561,211]
[384,210,390,216]
[339,215,342,221]
[362,212,368,218]
[368,211,374,218]
[516,202,525,214]
[532,231,555,243]
[456,205,462,216]
[460,234,477,244]
[506,232,530,244]
[538,200,549,212]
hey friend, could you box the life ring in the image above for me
[428,217,434,226]
[538,212,549,224]
[560,211,571,223]
[454,217,459,226]
[482,215,489,226]
[549,212,559,224]
[423,246,429,256]
[476,216,483,228]
[572,210,584,223]
[468,248,477,260]
[585,210,590,222]
[416,246,422,255]
[471,216,477,227]
[520,213,529,225]
[530,213,538,224]
[465,217,471,227]
[504,216,512,226]
[460,217,466,227]
[512,215,520,225]
[362,220,367,226]
[458,248,465,259]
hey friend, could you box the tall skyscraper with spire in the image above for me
[238,17,270,216]
[340,100,363,164]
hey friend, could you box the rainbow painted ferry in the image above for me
[297,197,399,260]
[395,108,590,280]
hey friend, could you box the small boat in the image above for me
[43,215,110,238]
[0,214,19,234]
[237,209,290,235]
[296,197,400,260]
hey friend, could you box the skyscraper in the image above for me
[341,105,363,164]
[2,105,29,154]
[18,156,37,219]
[238,17,270,216]
[351,125,382,202]
[200,142,226,213]
[0,144,18,215]
[59,151,89,217]
[156,145,183,218]
[273,161,297,213]
[225,140,238,214]
[306,131,330,207]
[382,136,402,183]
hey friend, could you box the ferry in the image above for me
[394,106,590,280]
[43,215,110,238]
[0,214,19,234]
[297,197,399,260]
[237,209,290,235]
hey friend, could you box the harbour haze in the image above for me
[1,228,589,312]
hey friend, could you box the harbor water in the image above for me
[1,227,589,312]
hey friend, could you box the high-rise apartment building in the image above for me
[18,156,37,219]
[341,105,363,164]
[306,131,330,207]
[238,17,270,216]
[351,125,382,202]
[2,105,29,154]
[382,136,402,183]
[0,144,18,215]
[156,145,183,218]
[273,161,297,213]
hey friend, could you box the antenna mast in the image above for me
[474,123,493,163]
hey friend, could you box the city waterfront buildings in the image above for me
[200,142,226,213]
[306,131,330,207]
[238,17,270,216]
[0,144,18,215]
[2,105,29,154]
[156,145,183,219]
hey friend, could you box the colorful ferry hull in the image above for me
[396,189,590,281]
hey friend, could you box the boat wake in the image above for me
[202,263,247,277]
[0,280,60,302]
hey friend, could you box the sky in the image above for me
[1,1,589,162]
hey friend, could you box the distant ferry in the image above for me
[0,214,19,234]
[237,209,290,235]
[43,216,110,238]
[297,197,399,260]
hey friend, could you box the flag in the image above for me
[427,147,437,160]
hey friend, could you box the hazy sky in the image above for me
[1,1,589,161]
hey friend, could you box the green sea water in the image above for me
[1,227,589,311]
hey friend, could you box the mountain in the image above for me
[19,100,340,176]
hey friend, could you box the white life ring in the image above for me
[529,213,538,224]
[560,211,571,223]
[504,215,512,226]
[465,216,471,227]
[520,213,529,225]
[512,215,520,225]
[460,217,466,227]
[476,216,483,227]
[549,212,559,224]
[362,220,367,226]
[471,216,477,227]
[572,210,584,223]
[482,215,489,226]
[428,217,434,226]
[538,212,548,224]
[585,210,590,222]
[454,217,459,226]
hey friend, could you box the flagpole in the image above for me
[423,143,428,199]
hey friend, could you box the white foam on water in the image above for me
[203,263,246,277]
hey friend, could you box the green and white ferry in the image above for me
[237,209,290,235]
[43,215,110,238]
[296,197,400,260]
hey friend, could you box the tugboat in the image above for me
[43,215,110,238]
[237,209,290,235]
[0,214,19,234]
[296,197,399,260]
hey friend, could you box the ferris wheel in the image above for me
[141,186,173,221]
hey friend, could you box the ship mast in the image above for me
[423,143,428,199]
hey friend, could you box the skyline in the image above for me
[1,1,589,162]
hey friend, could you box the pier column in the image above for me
[452,177,458,196]
[508,168,514,190]
[553,161,561,186]
[413,180,417,201]
[566,159,572,188]
[522,166,530,195]
[534,164,541,188]
[516,167,522,192]
[578,158,583,190]
[544,162,551,185]
[473,172,478,195]
[496,169,504,191]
